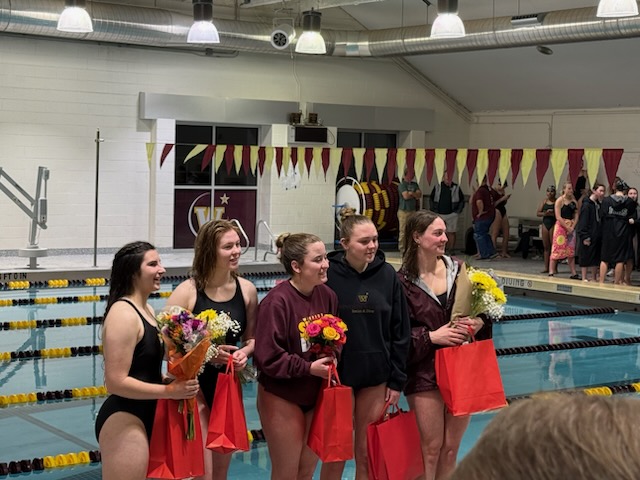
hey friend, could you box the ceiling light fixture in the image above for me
[431,0,465,39]
[187,0,220,44]
[295,10,326,55]
[596,0,639,17]
[56,0,93,33]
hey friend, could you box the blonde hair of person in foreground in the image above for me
[450,393,640,480]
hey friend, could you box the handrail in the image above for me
[255,220,278,262]
[229,219,251,255]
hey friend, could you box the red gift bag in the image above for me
[435,337,507,416]
[367,402,424,480]
[147,398,205,479]
[307,365,354,462]
[206,356,250,454]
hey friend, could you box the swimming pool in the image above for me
[1,280,639,479]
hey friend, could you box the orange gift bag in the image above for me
[366,402,424,480]
[307,365,354,462]
[435,337,507,416]
[147,398,205,479]
[206,356,250,454]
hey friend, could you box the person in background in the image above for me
[624,187,639,284]
[398,210,491,480]
[576,183,605,282]
[398,167,422,253]
[471,176,497,260]
[548,181,579,279]
[490,179,512,258]
[322,214,410,479]
[536,185,557,273]
[575,166,588,202]
[627,187,640,272]
[599,179,635,285]
[254,233,338,480]
[430,170,465,255]
[96,242,200,480]
[450,394,640,480]
[166,220,258,480]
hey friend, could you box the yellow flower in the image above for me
[322,326,339,341]
[298,321,307,333]
[557,235,565,245]
[337,321,348,331]
[491,287,507,304]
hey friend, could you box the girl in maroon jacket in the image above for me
[254,232,338,480]
[398,210,491,480]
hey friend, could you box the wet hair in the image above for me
[615,178,629,193]
[105,241,156,316]
[401,210,441,281]
[339,214,374,241]
[191,220,240,291]
[450,394,640,480]
[276,232,323,275]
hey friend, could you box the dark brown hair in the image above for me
[401,210,441,280]
[276,232,323,275]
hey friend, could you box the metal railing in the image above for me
[229,219,251,255]
[255,220,278,262]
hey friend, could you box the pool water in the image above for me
[1,284,639,479]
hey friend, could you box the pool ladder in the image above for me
[255,220,278,262]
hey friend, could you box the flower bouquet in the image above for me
[157,306,217,440]
[298,314,347,356]
[451,264,506,325]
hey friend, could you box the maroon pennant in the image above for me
[602,148,624,188]
[511,149,523,185]
[567,149,584,187]
[241,145,251,176]
[322,148,330,180]
[224,145,234,175]
[275,147,283,177]
[466,150,478,186]
[200,144,215,172]
[487,149,500,185]
[445,149,457,179]
[364,148,375,181]
[304,148,313,178]
[291,147,298,169]
[258,147,266,176]
[341,148,353,178]
[425,149,435,184]
[406,149,416,179]
[535,149,551,188]
[160,144,174,168]
[386,149,397,183]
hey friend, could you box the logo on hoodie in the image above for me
[358,292,369,303]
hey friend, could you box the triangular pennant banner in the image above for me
[434,149,446,183]
[567,149,584,187]
[258,147,266,176]
[467,150,478,186]
[215,145,226,173]
[283,147,291,177]
[510,149,523,185]
[184,144,208,164]
[498,149,511,185]
[425,149,435,184]
[535,149,551,189]
[322,148,331,180]
[341,148,353,178]
[330,147,342,179]
[201,144,215,172]
[250,146,259,175]
[583,148,602,187]
[353,148,365,181]
[386,149,398,183]
[550,148,568,187]
[456,149,467,184]
[146,143,155,169]
[240,145,250,175]
[445,149,457,181]
[414,149,425,184]
[375,148,388,182]
[406,149,416,179]
[487,149,500,185]
[363,148,375,181]
[160,144,174,168]
[313,147,323,178]
[275,147,283,177]
[602,148,624,189]
[521,149,536,186]
[305,148,314,178]
[396,149,407,181]
[476,149,489,185]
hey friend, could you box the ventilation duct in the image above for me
[2,1,640,58]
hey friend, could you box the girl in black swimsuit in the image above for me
[167,220,258,480]
[537,186,557,273]
[96,242,200,480]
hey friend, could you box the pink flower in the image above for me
[306,323,322,337]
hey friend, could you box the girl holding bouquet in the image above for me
[549,181,580,279]
[254,232,338,480]
[166,220,258,480]
[95,242,200,480]
[398,211,491,480]
[322,214,410,479]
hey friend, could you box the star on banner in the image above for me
[220,193,230,205]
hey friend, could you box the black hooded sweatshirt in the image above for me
[326,250,410,392]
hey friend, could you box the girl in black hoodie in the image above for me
[321,214,410,479]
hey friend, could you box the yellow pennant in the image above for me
[396,149,407,179]
[215,145,226,173]
[264,147,274,174]
[184,144,208,164]
[234,145,243,174]
[414,149,426,182]
[353,148,365,180]
[520,149,536,187]
[434,149,446,183]
[250,146,259,175]
[476,149,489,185]
[550,149,568,187]
[583,148,603,187]
[313,147,323,178]
[499,149,511,184]
[374,148,387,181]
[146,143,155,169]
[456,149,468,184]
[330,148,342,179]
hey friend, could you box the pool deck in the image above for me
[1,248,640,309]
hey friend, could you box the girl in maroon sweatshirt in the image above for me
[254,232,338,479]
